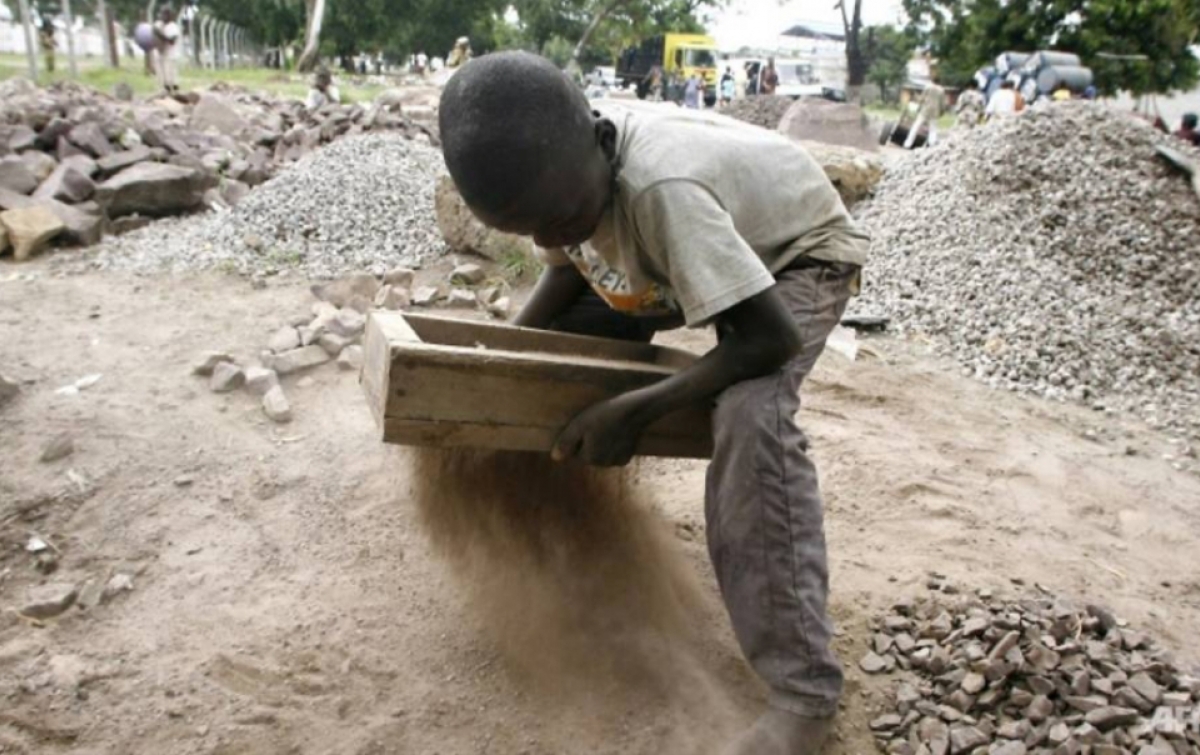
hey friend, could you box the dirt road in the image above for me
[2,265,1198,754]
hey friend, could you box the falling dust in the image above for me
[408,447,747,749]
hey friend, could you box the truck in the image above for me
[616,33,719,106]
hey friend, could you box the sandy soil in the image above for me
[1,260,1198,755]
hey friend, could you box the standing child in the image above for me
[439,52,868,755]
[152,6,180,94]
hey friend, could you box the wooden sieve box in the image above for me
[360,312,714,459]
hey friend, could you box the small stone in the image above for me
[946,690,975,713]
[261,385,292,423]
[326,309,366,339]
[486,296,511,319]
[1026,695,1055,723]
[412,286,440,306]
[0,373,16,405]
[1129,672,1163,705]
[860,651,890,674]
[960,617,989,637]
[476,285,502,305]
[375,284,411,310]
[445,288,478,307]
[192,351,234,376]
[949,725,988,755]
[894,633,917,654]
[174,475,194,487]
[997,720,1031,740]
[1114,686,1157,713]
[1065,695,1107,712]
[989,742,1027,755]
[871,713,904,731]
[0,205,65,260]
[875,633,895,655]
[209,362,245,393]
[20,582,78,619]
[268,326,301,353]
[265,345,331,375]
[962,673,986,695]
[1048,723,1071,745]
[1084,706,1140,731]
[103,573,133,600]
[318,332,353,356]
[383,267,415,288]
[243,367,279,396]
[1071,723,1102,744]
[450,263,486,285]
[39,433,75,463]
[337,345,363,371]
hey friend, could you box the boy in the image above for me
[306,67,341,111]
[152,7,180,94]
[439,52,868,755]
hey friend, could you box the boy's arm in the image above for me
[552,286,802,466]
[513,263,588,329]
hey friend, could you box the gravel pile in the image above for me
[721,95,797,129]
[87,134,448,278]
[856,103,1200,442]
[861,587,1200,755]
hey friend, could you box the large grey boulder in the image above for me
[796,141,885,208]
[0,155,38,195]
[95,162,209,218]
[777,99,880,152]
[20,151,57,182]
[34,163,95,204]
[96,146,153,177]
[67,122,115,158]
[190,93,247,137]
[434,174,534,262]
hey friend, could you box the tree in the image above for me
[902,0,1200,94]
[835,0,867,100]
[865,24,913,102]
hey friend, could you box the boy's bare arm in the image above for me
[553,287,803,466]
[513,264,588,329]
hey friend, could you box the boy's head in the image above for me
[1183,113,1198,130]
[439,51,617,249]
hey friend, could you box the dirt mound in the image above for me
[722,96,797,130]
[857,103,1200,443]
[778,99,879,151]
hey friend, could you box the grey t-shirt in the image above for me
[540,101,870,326]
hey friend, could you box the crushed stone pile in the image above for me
[87,134,449,279]
[860,587,1200,755]
[721,95,798,130]
[856,103,1200,443]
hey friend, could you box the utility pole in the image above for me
[16,0,38,80]
[64,0,79,78]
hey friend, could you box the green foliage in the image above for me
[540,34,574,67]
[864,24,913,102]
[903,0,1200,94]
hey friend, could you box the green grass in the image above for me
[865,103,957,129]
[0,52,386,103]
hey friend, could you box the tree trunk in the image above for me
[836,0,868,99]
[572,0,628,63]
[16,0,37,79]
[297,0,325,72]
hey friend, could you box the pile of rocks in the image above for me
[0,78,434,262]
[856,103,1200,443]
[90,134,449,279]
[860,588,1200,755]
[721,95,798,130]
[192,263,510,424]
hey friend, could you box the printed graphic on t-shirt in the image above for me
[564,244,680,318]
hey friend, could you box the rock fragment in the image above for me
[20,582,78,619]
[209,361,245,392]
[337,345,363,371]
[0,204,64,260]
[39,433,75,463]
[192,351,234,376]
[265,345,330,375]
[243,366,279,396]
[261,385,292,422]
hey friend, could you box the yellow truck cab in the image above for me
[616,33,719,106]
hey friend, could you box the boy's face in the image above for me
[473,119,614,249]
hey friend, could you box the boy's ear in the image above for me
[594,117,618,161]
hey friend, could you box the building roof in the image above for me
[780,23,845,43]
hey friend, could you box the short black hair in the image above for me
[439,51,594,214]
[1184,113,1198,130]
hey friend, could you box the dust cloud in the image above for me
[408,448,743,743]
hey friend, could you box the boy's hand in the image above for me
[552,395,645,467]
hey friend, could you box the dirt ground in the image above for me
[2,259,1199,755]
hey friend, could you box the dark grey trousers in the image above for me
[552,259,858,718]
